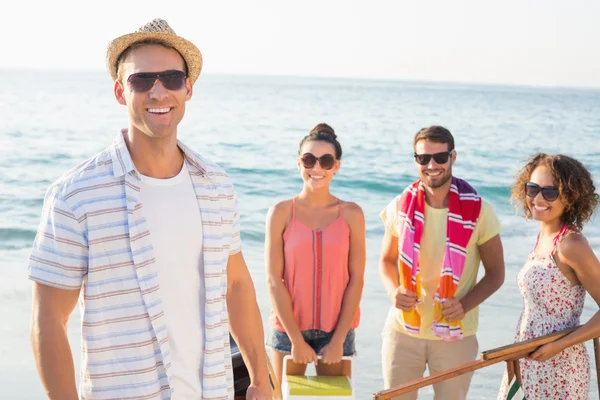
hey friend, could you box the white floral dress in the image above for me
[498,232,590,400]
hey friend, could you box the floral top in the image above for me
[498,228,590,400]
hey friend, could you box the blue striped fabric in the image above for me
[29,131,239,400]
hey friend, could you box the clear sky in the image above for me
[3,0,599,88]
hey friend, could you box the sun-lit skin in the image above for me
[526,165,567,229]
[114,44,192,142]
[414,140,456,191]
[297,141,340,192]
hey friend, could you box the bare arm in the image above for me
[379,228,418,312]
[226,251,271,394]
[550,235,600,348]
[379,229,401,300]
[264,203,305,346]
[459,234,505,313]
[30,283,80,400]
[330,203,366,345]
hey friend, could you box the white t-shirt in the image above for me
[138,161,205,399]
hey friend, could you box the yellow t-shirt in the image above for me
[380,196,501,340]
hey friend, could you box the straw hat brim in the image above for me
[106,32,203,84]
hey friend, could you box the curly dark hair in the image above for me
[512,153,599,231]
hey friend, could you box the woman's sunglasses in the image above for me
[300,153,336,170]
[127,70,187,93]
[414,150,454,166]
[525,182,560,202]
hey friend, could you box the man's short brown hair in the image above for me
[413,126,455,151]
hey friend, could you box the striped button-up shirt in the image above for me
[28,131,239,400]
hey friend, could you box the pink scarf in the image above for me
[396,177,481,340]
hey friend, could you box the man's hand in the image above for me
[245,382,273,400]
[441,297,465,322]
[391,285,417,311]
[291,340,319,365]
[319,339,344,365]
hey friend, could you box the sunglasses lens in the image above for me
[159,71,187,90]
[414,154,431,165]
[542,187,559,202]
[127,71,187,92]
[525,183,540,198]
[432,153,450,164]
[301,154,317,168]
[415,151,453,165]
[319,155,335,170]
[525,183,559,202]
[128,74,155,92]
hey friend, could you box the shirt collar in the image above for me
[109,129,209,178]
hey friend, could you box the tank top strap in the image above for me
[551,225,573,255]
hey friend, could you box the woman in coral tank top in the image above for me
[265,123,366,386]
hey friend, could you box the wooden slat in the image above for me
[481,326,580,360]
[266,352,283,400]
[373,359,489,400]
[373,348,532,400]
[594,337,600,399]
[373,326,589,400]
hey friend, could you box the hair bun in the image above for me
[309,123,336,139]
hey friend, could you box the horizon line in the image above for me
[2,66,600,92]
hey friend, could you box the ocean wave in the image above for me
[475,185,512,205]
[0,227,36,250]
[0,197,44,210]
[7,130,23,138]
[334,176,411,196]
[240,229,265,244]
[226,166,293,178]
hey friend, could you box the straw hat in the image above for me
[106,18,203,84]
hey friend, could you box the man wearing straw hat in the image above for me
[28,18,272,400]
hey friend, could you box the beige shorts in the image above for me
[381,326,479,400]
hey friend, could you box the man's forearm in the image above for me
[460,272,504,313]
[31,322,78,400]
[379,261,400,299]
[227,280,270,387]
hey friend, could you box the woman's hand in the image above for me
[319,339,344,365]
[291,340,318,365]
[528,341,564,362]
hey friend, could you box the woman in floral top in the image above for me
[498,153,599,400]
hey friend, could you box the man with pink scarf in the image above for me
[378,126,505,400]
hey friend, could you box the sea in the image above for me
[1,69,599,399]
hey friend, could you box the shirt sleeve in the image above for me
[475,199,502,246]
[28,188,88,290]
[380,196,400,237]
[229,188,242,255]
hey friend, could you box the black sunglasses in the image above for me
[414,150,454,166]
[300,153,336,170]
[127,70,187,92]
[525,182,560,202]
